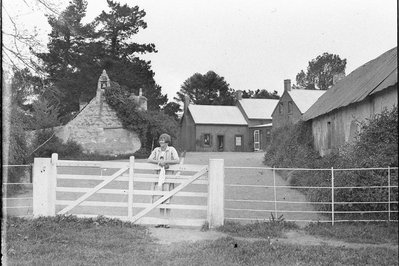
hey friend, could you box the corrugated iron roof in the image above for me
[188,105,248,125]
[288,90,326,113]
[303,47,397,121]
[238,99,279,119]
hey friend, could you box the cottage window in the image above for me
[288,101,293,114]
[204,134,211,146]
[278,103,283,114]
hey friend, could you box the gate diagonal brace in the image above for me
[58,167,129,215]
[130,166,208,223]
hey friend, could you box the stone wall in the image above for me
[57,96,141,155]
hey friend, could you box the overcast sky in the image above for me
[4,0,397,101]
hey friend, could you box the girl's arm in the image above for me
[147,149,159,164]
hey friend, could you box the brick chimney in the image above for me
[138,88,147,111]
[235,90,243,101]
[184,95,190,114]
[129,88,147,111]
[96,70,110,103]
[284,79,291,92]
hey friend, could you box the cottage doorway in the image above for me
[217,135,224,151]
[234,135,243,152]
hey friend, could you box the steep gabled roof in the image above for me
[289,90,326,113]
[238,98,279,120]
[303,47,397,121]
[188,105,247,125]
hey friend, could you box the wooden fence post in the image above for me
[33,153,57,216]
[207,159,224,228]
[128,156,135,219]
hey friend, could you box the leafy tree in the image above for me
[162,102,182,120]
[30,98,61,130]
[37,0,166,118]
[242,89,280,99]
[104,81,179,152]
[10,68,42,110]
[36,0,96,115]
[94,0,156,59]
[294,53,347,90]
[175,71,235,105]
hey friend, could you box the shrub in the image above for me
[29,130,83,161]
[264,106,398,220]
[104,81,179,152]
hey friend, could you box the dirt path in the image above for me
[185,152,323,225]
[148,227,398,250]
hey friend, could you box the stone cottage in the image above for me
[29,70,147,156]
[303,47,397,156]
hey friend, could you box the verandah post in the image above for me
[331,167,334,226]
[207,159,224,228]
[128,156,135,219]
[33,153,57,216]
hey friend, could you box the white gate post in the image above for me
[33,153,57,216]
[207,159,224,228]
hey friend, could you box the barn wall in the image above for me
[312,85,397,156]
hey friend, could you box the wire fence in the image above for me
[2,165,33,217]
[3,164,399,224]
[224,166,398,225]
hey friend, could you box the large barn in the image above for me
[303,47,397,156]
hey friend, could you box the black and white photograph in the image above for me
[2,0,398,265]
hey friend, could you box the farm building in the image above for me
[271,79,325,129]
[180,100,249,152]
[27,70,146,155]
[236,92,278,151]
[303,47,398,156]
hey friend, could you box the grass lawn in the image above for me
[3,216,398,265]
[304,222,399,244]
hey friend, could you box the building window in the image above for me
[278,103,283,114]
[288,101,293,114]
[235,135,242,146]
[204,134,211,146]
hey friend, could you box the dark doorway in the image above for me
[217,135,224,151]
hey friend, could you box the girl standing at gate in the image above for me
[148,133,179,228]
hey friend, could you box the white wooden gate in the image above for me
[33,153,224,228]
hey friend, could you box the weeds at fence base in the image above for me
[201,221,210,232]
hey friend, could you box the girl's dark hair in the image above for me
[159,133,171,144]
